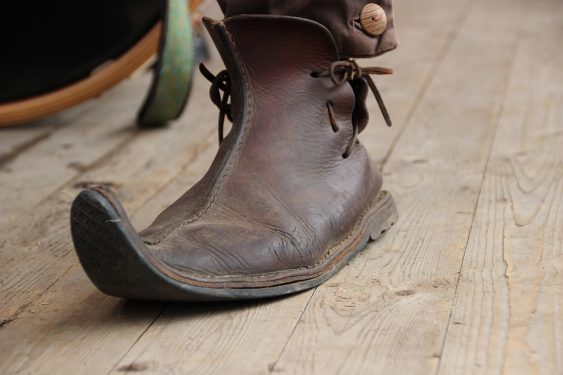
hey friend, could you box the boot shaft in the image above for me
[204,15,376,175]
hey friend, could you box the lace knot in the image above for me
[318,59,393,129]
[200,64,232,143]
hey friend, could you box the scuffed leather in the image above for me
[140,15,383,281]
[217,0,398,58]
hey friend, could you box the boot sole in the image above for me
[71,188,398,301]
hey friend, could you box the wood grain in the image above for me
[364,0,469,164]
[438,1,563,373]
[0,103,93,167]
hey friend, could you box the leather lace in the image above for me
[200,64,232,144]
[314,60,393,157]
[200,60,392,156]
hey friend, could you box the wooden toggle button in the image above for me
[360,3,387,37]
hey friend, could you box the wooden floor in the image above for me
[1,0,562,373]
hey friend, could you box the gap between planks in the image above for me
[0,100,96,167]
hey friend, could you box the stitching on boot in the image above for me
[145,23,257,246]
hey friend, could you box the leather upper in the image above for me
[140,15,383,281]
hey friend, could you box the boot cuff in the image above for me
[217,0,398,58]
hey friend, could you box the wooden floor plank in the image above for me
[438,1,563,373]
[0,102,92,167]
[0,268,164,374]
[365,0,471,165]
[0,1,468,373]
[270,0,524,373]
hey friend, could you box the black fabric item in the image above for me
[0,0,161,102]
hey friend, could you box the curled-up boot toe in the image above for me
[71,6,399,301]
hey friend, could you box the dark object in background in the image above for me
[0,0,201,128]
[0,1,159,103]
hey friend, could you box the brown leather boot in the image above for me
[71,1,399,301]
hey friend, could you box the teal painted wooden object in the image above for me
[138,0,195,128]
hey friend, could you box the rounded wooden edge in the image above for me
[0,0,205,127]
[360,3,387,37]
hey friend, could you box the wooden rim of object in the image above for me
[0,0,204,128]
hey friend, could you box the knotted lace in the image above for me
[200,60,393,156]
[314,60,393,157]
[200,64,232,144]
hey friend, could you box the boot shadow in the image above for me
[118,292,299,320]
